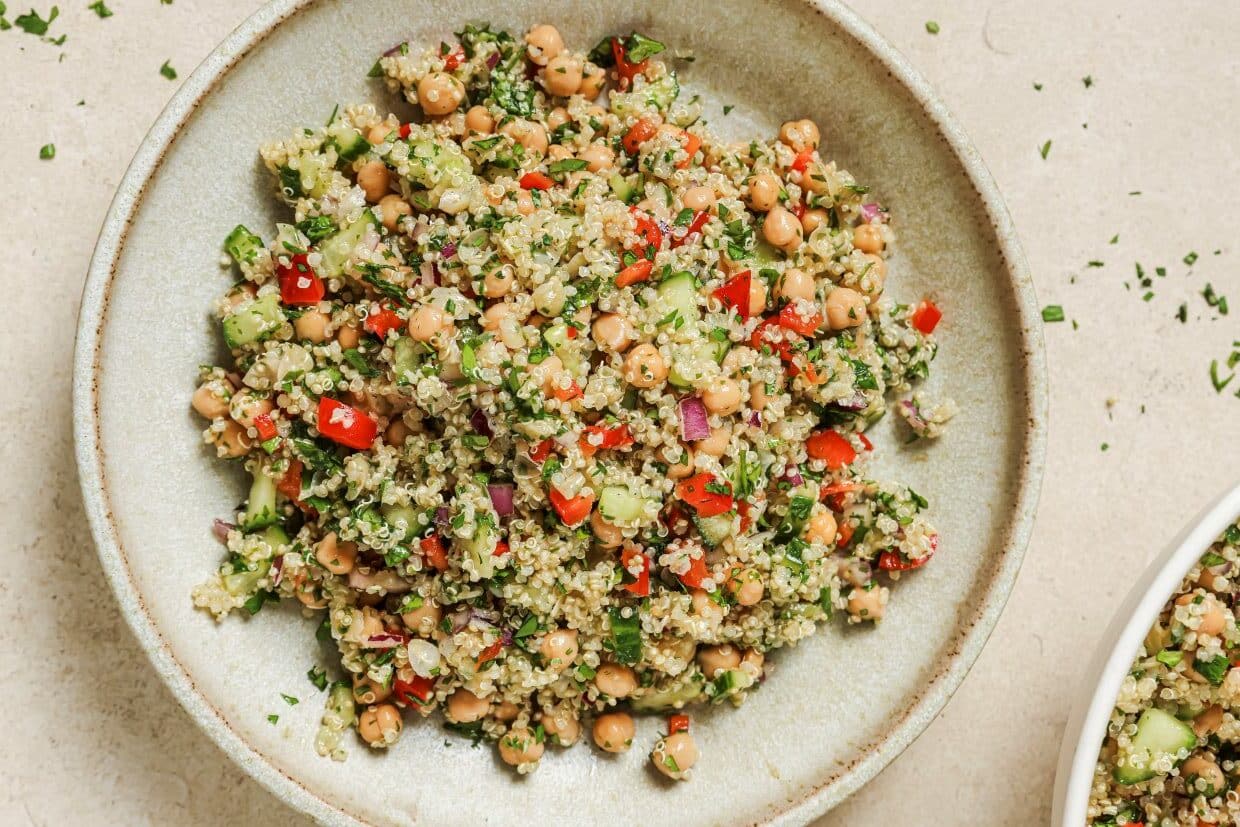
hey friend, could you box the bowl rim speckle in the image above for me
[71,1,1047,823]
[1052,481,1240,826]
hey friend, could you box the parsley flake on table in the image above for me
[14,4,57,35]
[1209,360,1234,393]
[159,59,177,79]
[1033,82,1043,91]
[38,143,55,160]
[1183,251,1199,266]
[1041,305,1065,323]
[1082,75,1093,88]
[1202,283,1229,315]
[1039,140,1052,160]
[266,714,279,725]
[281,693,299,706]
[925,20,940,34]
[1087,260,1104,268]
[87,0,111,17]
[722,104,733,115]
[1109,234,1119,244]
[1176,303,1188,323]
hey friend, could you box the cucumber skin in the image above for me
[1113,707,1197,785]
[240,470,279,532]
[224,225,264,265]
[223,293,285,349]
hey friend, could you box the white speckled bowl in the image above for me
[72,1,1046,824]
[1053,482,1240,826]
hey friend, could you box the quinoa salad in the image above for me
[189,23,953,779]
[1089,519,1240,825]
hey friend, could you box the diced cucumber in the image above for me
[240,469,279,532]
[222,293,284,349]
[460,519,496,580]
[222,558,271,598]
[1114,708,1197,784]
[327,121,371,162]
[327,682,355,726]
[392,337,422,384]
[599,486,647,523]
[609,172,641,204]
[262,525,290,548]
[692,512,733,549]
[668,341,719,390]
[752,240,780,263]
[656,271,701,325]
[632,677,704,711]
[318,209,379,277]
[707,667,755,702]
[380,504,421,543]
[543,321,581,373]
[406,139,474,190]
[607,607,642,665]
[643,72,680,111]
[224,225,264,265]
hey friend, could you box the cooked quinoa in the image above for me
[189,24,952,778]
[1089,519,1240,825]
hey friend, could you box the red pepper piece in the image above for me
[316,397,377,450]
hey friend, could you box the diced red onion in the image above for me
[440,242,457,259]
[835,393,869,412]
[488,483,515,516]
[364,633,409,649]
[431,262,442,285]
[486,51,501,68]
[900,399,928,431]
[747,410,762,428]
[859,202,885,224]
[500,628,514,647]
[382,42,407,57]
[783,468,804,487]
[435,507,449,527]
[212,519,234,544]
[678,397,711,441]
[470,409,492,438]
[270,555,285,587]
[449,609,472,633]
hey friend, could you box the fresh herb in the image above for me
[1184,251,1199,266]
[1038,140,1052,160]
[1155,649,1182,668]
[38,143,55,160]
[1176,303,1188,323]
[87,0,110,16]
[295,215,336,243]
[623,32,665,63]
[1202,283,1229,315]
[291,437,343,473]
[244,589,274,615]
[281,693,299,706]
[159,59,177,80]
[849,358,878,390]
[1196,654,1230,686]
[306,666,329,691]
[1209,360,1234,393]
[1082,75,1093,88]
[1033,82,1043,91]
[607,608,642,665]
[548,158,588,174]
[1041,305,1065,323]
[723,104,734,115]
[1086,260,1104,268]
[14,4,57,35]
[1100,443,1109,452]
[925,20,940,34]
[514,615,539,639]
[342,348,379,377]
[362,270,410,305]
[1109,234,1119,244]
[267,714,279,725]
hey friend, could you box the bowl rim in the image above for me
[1052,481,1240,826]
[71,1,1047,823]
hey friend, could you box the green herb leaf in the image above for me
[548,158,588,174]
[87,0,110,16]
[281,693,299,706]
[38,143,55,160]
[159,59,177,80]
[306,666,329,691]
[14,4,57,34]
[1196,654,1230,686]
[1041,305,1065,323]
[1155,649,1182,668]
[1038,140,1052,160]
[623,32,665,63]
[925,20,940,34]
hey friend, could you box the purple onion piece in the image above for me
[747,410,762,428]
[486,51,501,68]
[435,506,450,527]
[499,628,514,647]
[470,409,493,438]
[270,555,286,587]
[488,483,515,517]
[449,608,472,633]
[900,399,928,431]
[834,393,869,412]
[382,42,408,57]
[678,396,711,442]
[783,468,804,487]
[859,202,885,224]
[212,519,235,544]
[440,242,457,259]
[364,633,407,649]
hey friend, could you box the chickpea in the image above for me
[592,711,635,753]
[216,420,252,458]
[667,453,695,479]
[543,53,583,97]
[581,143,615,172]
[690,589,724,623]
[802,161,831,195]
[1199,595,1228,637]
[540,107,568,132]
[376,194,412,233]
[847,585,887,621]
[697,424,732,458]
[385,418,410,447]
[357,704,402,746]
[697,644,741,678]
[293,309,330,343]
[547,144,573,163]
[763,205,803,252]
[498,726,545,766]
[594,663,638,698]
[315,531,358,575]
[540,628,579,669]
[801,208,830,235]
[579,63,607,98]
[479,303,510,332]
[294,580,327,609]
[1194,705,1226,737]
[464,105,495,134]
[230,389,273,429]
[191,384,230,419]
[514,189,536,216]
[536,354,566,396]
[446,689,490,724]
[853,223,885,254]
[356,160,390,203]
[366,123,395,145]
[779,119,820,152]
[805,510,837,546]
[746,172,782,213]
[525,24,564,66]
[417,72,465,116]
[682,186,716,212]
[591,509,624,548]
[825,287,867,330]
[702,379,742,416]
[1182,755,1226,795]
[652,731,699,779]
[352,674,392,705]
[748,278,768,317]
[750,377,783,412]
[336,324,361,350]
[408,305,447,342]
[500,119,549,156]
[623,343,668,389]
[401,598,441,636]
[776,268,815,302]
[541,707,581,746]
[494,701,519,722]
[858,254,887,303]
[483,265,515,299]
[727,568,765,607]
[740,649,765,675]
[592,312,635,352]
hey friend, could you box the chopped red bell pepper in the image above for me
[520,171,555,190]
[529,438,555,464]
[419,535,450,572]
[671,210,711,249]
[805,429,857,470]
[316,397,377,450]
[675,473,734,518]
[398,123,412,139]
[910,299,942,334]
[677,552,709,589]
[363,305,403,339]
[619,547,650,596]
[615,258,654,288]
[393,674,435,705]
[668,714,690,734]
[791,200,807,220]
[442,48,465,72]
[277,459,303,501]
[622,117,658,154]
[611,37,649,88]
[492,540,510,558]
[277,253,325,306]
[253,412,278,441]
[877,534,938,572]
[836,521,855,548]
[550,380,583,402]
[549,487,594,526]
[630,207,663,255]
[476,640,504,666]
[750,316,797,362]
[777,303,824,336]
[712,270,752,318]
[857,432,874,452]
[791,147,815,173]
[737,500,754,531]
[579,424,634,457]
[676,132,702,169]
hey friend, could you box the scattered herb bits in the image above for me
[159,59,177,80]
[925,20,940,34]
[1039,140,1052,160]
[1041,305,1066,323]
[38,143,55,160]
[88,0,111,17]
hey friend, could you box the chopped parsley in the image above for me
[306,666,329,691]
[159,59,178,80]
[281,693,299,706]
[14,4,57,35]
[1041,305,1065,323]
[924,20,940,34]
[723,104,734,115]
[87,0,111,16]
[1184,251,1199,266]
[1038,140,1052,160]
[267,714,279,725]
[1082,75,1093,88]
[1033,82,1043,91]
[1196,654,1230,686]
[38,143,55,160]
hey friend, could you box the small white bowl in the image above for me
[1053,481,1240,826]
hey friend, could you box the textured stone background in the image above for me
[2,1,1237,824]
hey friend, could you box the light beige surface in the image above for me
[2,2,1236,825]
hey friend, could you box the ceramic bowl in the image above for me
[1053,482,1240,826]
[72,1,1046,823]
